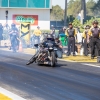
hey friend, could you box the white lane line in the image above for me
[0,87,26,100]
[82,63,100,68]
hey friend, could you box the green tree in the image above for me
[72,18,82,27]
[85,18,100,26]
[92,0,100,17]
[93,0,100,10]
[67,0,96,18]
[67,0,81,17]
[50,5,64,21]
[86,0,96,16]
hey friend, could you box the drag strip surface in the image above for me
[0,50,100,100]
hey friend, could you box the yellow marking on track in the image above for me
[63,55,97,62]
[0,93,12,100]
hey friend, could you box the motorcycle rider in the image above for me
[9,23,19,52]
[26,33,50,65]
[26,33,62,65]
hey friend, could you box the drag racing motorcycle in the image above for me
[35,41,58,67]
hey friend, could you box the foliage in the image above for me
[72,19,84,32]
[72,18,100,33]
[67,15,75,23]
[86,0,96,16]
[92,0,100,17]
[67,0,96,17]
[67,0,81,17]
[72,19,82,28]
[93,0,100,10]
[50,5,64,21]
[50,0,99,21]
[84,17,95,26]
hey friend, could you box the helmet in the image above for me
[47,34,54,41]
[37,26,40,28]
[47,34,53,38]
[40,33,48,43]
[93,20,98,25]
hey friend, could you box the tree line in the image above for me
[50,0,100,21]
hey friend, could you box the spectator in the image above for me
[50,25,55,35]
[88,20,100,59]
[66,22,77,56]
[0,23,3,40]
[82,25,90,56]
[33,26,41,45]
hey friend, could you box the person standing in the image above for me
[33,26,41,45]
[54,34,63,58]
[66,23,77,56]
[88,20,100,59]
[82,25,90,56]
[59,27,66,34]
[50,25,55,36]
[0,23,3,40]
[9,23,19,52]
[0,23,3,46]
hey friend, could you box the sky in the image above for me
[52,0,98,9]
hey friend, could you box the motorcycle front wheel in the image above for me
[50,51,56,67]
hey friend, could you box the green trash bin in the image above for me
[59,33,68,46]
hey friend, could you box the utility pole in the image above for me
[64,0,67,26]
[81,0,86,24]
[5,10,8,30]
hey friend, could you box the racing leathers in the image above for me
[26,38,62,65]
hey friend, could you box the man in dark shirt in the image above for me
[82,25,90,56]
[88,20,100,59]
[66,23,77,56]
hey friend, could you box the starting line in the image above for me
[0,87,26,100]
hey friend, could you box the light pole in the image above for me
[5,10,9,31]
[81,0,86,24]
[64,0,67,26]
[5,10,8,25]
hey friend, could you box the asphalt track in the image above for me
[0,50,100,100]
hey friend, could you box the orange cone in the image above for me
[18,41,23,52]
